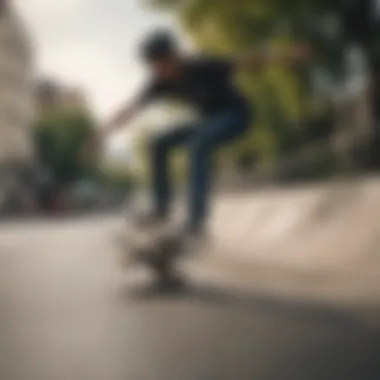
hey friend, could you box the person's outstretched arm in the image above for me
[101,80,160,139]
[101,101,140,138]
[235,44,313,69]
[81,98,142,163]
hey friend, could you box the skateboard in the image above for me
[119,216,190,291]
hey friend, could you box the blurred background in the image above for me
[1,1,380,379]
[2,0,380,216]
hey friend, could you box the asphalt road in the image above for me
[0,216,379,380]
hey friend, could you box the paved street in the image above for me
[0,215,379,380]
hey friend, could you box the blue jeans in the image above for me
[149,107,250,231]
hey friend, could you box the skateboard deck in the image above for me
[118,212,210,294]
[119,216,188,289]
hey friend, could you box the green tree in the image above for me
[144,0,320,164]
[139,0,377,179]
[33,110,97,186]
[144,0,367,163]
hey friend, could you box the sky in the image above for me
[13,0,181,121]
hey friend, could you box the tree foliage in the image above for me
[144,0,318,163]
[143,0,372,168]
[33,110,97,186]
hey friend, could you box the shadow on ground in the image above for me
[119,278,380,380]
[125,279,371,329]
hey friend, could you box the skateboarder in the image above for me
[93,29,311,243]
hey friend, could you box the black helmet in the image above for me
[140,29,177,62]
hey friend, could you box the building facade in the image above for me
[0,1,35,214]
[0,1,33,162]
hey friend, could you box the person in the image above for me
[93,29,311,243]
